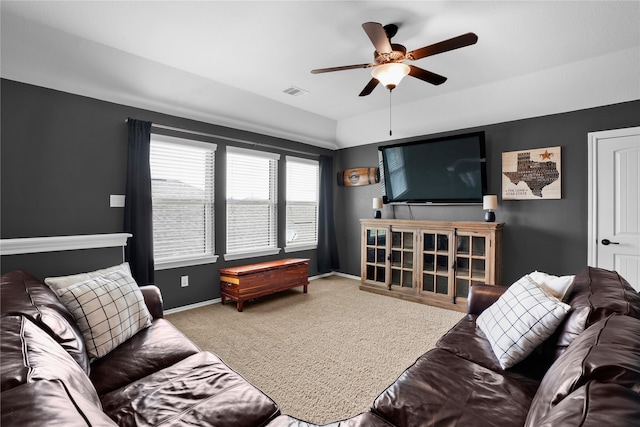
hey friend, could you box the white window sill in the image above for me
[223,248,281,261]
[284,244,317,253]
[155,254,218,270]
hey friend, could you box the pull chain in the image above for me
[389,89,392,136]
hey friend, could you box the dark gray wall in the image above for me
[335,100,640,285]
[3,78,639,308]
[1,248,125,281]
[1,79,331,309]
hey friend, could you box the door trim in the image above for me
[587,126,640,267]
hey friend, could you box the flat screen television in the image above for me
[378,131,487,204]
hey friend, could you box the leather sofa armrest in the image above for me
[140,285,164,319]
[467,284,507,315]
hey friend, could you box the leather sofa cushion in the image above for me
[525,315,640,426]
[436,315,506,370]
[0,316,29,391]
[0,314,101,410]
[101,351,280,426]
[436,315,550,381]
[0,270,90,373]
[534,382,640,427]
[573,267,640,325]
[1,379,117,427]
[372,348,540,427]
[542,267,640,361]
[90,318,201,396]
[267,412,394,427]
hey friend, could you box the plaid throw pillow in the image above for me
[55,269,152,360]
[477,275,571,369]
[45,262,131,291]
[529,270,575,301]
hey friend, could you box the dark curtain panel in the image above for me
[123,118,154,285]
[317,155,340,273]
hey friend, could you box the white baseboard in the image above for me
[329,271,361,281]
[164,298,220,315]
[309,272,333,280]
[163,272,361,315]
[308,271,360,281]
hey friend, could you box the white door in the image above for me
[588,127,640,291]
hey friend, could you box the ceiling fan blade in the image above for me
[408,32,478,61]
[359,78,380,96]
[362,22,393,54]
[311,63,374,74]
[408,65,447,85]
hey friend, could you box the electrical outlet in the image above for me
[181,276,189,288]
[110,194,126,208]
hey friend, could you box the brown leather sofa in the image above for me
[1,269,280,426]
[270,267,640,427]
[2,267,639,427]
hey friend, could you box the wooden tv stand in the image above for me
[360,219,503,312]
[219,258,309,312]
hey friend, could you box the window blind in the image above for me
[150,135,216,265]
[226,146,279,255]
[286,157,319,247]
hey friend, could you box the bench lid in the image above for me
[220,258,309,276]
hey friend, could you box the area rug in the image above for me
[166,275,464,424]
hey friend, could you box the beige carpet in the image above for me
[166,276,464,424]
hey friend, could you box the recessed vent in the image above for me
[283,86,309,96]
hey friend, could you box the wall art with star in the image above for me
[501,146,561,200]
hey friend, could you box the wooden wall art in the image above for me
[502,146,561,200]
[337,167,380,187]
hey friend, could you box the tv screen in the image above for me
[378,132,487,204]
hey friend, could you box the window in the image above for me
[285,156,319,251]
[149,134,217,269]
[225,146,279,260]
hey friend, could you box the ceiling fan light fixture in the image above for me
[371,63,410,90]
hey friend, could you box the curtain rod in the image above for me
[125,119,320,158]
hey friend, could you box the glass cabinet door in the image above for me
[364,228,387,285]
[421,230,453,297]
[390,230,414,289]
[455,233,488,300]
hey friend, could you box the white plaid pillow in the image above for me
[529,270,575,301]
[477,275,571,369]
[45,262,132,291]
[55,269,152,360]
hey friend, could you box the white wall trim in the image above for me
[587,131,599,267]
[164,298,220,315]
[223,248,282,261]
[315,271,361,281]
[0,233,132,255]
[309,272,334,280]
[284,244,317,253]
[155,254,219,270]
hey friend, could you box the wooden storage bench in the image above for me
[219,258,309,312]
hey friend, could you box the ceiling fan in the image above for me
[311,22,478,96]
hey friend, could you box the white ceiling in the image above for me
[2,1,639,149]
